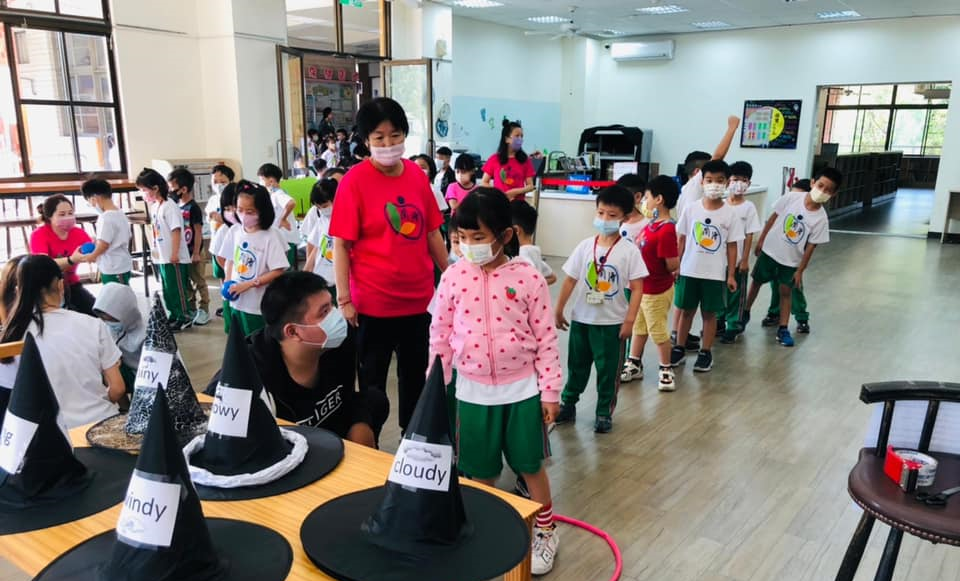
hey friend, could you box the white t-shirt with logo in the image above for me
[150,200,191,265]
[518,245,553,280]
[619,218,649,248]
[95,209,132,275]
[675,171,703,220]
[562,236,648,326]
[270,188,301,245]
[677,200,745,281]
[762,191,830,267]
[725,199,763,263]
[223,226,290,315]
[308,214,335,285]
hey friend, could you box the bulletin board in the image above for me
[304,63,361,130]
[740,100,802,150]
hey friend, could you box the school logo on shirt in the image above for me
[499,167,516,187]
[234,241,258,281]
[384,196,424,240]
[783,214,806,245]
[586,261,622,299]
[693,220,722,253]
[319,234,334,263]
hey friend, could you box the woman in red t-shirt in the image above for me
[329,97,448,434]
[29,194,95,315]
[481,119,536,201]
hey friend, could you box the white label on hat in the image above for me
[388,439,453,492]
[134,350,174,391]
[207,385,252,438]
[117,472,181,548]
[0,411,38,475]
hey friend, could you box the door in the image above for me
[277,47,307,177]
[382,59,433,157]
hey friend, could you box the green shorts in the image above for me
[211,257,225,280]
[752,252,797,288]
[101,272,130,285]
[456,394,549,479]
[674,275,725,313]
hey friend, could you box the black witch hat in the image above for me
[32,385,294,581]
[184,316,342,501]
[0,333,136,535]
[299,357,530,581]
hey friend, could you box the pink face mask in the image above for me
[54,216,77,230]
[239,212,259,229]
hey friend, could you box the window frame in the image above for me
[0,0,126,182]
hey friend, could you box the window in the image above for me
[822,83,951,156]
[0,0,124,180]
[286,0,388,58]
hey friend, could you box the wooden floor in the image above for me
[4,232,960,581]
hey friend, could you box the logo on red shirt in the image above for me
[384,196,424,240]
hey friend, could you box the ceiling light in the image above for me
[691,21,732,29]
[527,15,569,24]
[816,10,861,19]
[636,4,688,15]
[600,30,628,36]
[453,0,503,7]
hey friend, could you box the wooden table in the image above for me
[0,418,540,581]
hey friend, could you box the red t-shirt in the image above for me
[29,224,92,286]
[482,154,535,199]
[329,159,443,317]
[639,220,679,295]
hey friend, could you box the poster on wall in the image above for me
[740,100,802,149]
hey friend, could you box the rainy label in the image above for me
[134,350,173,390]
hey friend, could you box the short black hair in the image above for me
[647,175,681,210]
[353,143,370,158]
[310,178,337,206]
[701,159,731,179]
[814,167,843,189]
[212,164,235,181]
[308,128,319,138]
[615,173,647,194]
[323,167,346,180]
[729,161,753,180]
[136,168,168,199]
[322,107,332,118]
[356,97,409,140]
[511,199,538,235]
[336,128,348,136]
[168,167,195,192]
[81,178,112,199]
[454,153,476,172]
[596,185,634,216]
[411,154,437,180]
[262,271,331,342]
[791,178,812,192]
[437,146,453,157]
[683,151,712,176]
[220,183,238,212]
[257,163,283,181]
[234,180,276,230]
[456,187,512,236]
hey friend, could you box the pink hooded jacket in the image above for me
[429,259,561,403]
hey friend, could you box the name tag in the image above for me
[208,385,252,438]
[0,412,38,475]
[586,290,605,305]
[388,439,453,492]
[134,350,174,391]
[117,471,181,548]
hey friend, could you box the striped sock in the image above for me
[536,502,555,528]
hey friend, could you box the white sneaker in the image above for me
[531,524,559,575]
[658,366,676,392]
[193,308,210,326]
[619,360,643,382]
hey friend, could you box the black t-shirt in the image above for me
[179,199,204,255]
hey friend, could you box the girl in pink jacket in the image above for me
[429,188,562,576]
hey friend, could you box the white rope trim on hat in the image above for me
[183,428,308,488]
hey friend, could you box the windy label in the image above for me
[117,471,181,548]
[134,350,174,391]
[207,385,252,438]
[0,412,38,475]
[388,439,453,492]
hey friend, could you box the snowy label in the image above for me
[134,350,174,391]
[0,412,38,474]
[117,472,181,548]
[207,385,252,438]
[388,439,453,492]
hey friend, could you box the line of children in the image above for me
[76,178,132,285]
[257,163,300,268]
[760,179,813,333]
[718,161,762,343]
[168,168,210,326]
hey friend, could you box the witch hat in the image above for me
[184,316,342,500]
[0,333,136,535]
[300,357,531,581]
[33,384,294,581]
[95,293,206,448]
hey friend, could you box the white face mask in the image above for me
[211,182,225,196]
[727,181,748,196]
[810,187,832,204]
[369,143,406,167]
[703,183,726,200]
[294,307,348,349]
[461,242,500,266]
[319,206,333,218]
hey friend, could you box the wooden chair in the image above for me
[0,340,24,359]
[836,380,960,581]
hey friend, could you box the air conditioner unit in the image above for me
[610,40,675,62]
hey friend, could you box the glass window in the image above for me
[65,33,112,102]
[858,85,894,105]
[0,27,24,177]
[890,109,927,155]
[74,106,118,171]
[897,83,951,106]
[6,0,56,12]
[924,110,948,156]
[59,0,104,19]
[854,110,890,153]
[286,0,337,52]
[824,109,857,153]
[342,0,382,56]
[826,86,860,107]
[21,104,77,173]
[12,28,68,100]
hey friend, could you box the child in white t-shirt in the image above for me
[209,183,238,334]
[743,168,841,347]
[554,186,647,434]
[615,174,650,246]
[77,178,132,285]
[719,161,762,343]
[258,163,300,268]
[303,178,338,296]
[511,200,556,285]
[671,160,745,373]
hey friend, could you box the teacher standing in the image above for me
[481,119,536,201]
[329,97,448,433]
[29,194,96,315]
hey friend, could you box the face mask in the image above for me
[223,210,236,225]
[510,137,523,151]
[593,217,620,236]
[703,184,726,200]
[319,206,333,218]
[728,181,749,196]
[810,188,832,204]
[369,143,406,167]
[449,251,459,265]
[639,200,655,220]
[435,158,446,170]
[211,182,225,196]
[55,216,77,230]
[295,307,348,349]
[239,212,259,229]
[105,321,125,341]
[461,241,500,266]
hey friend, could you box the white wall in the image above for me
[575,16,960,232]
